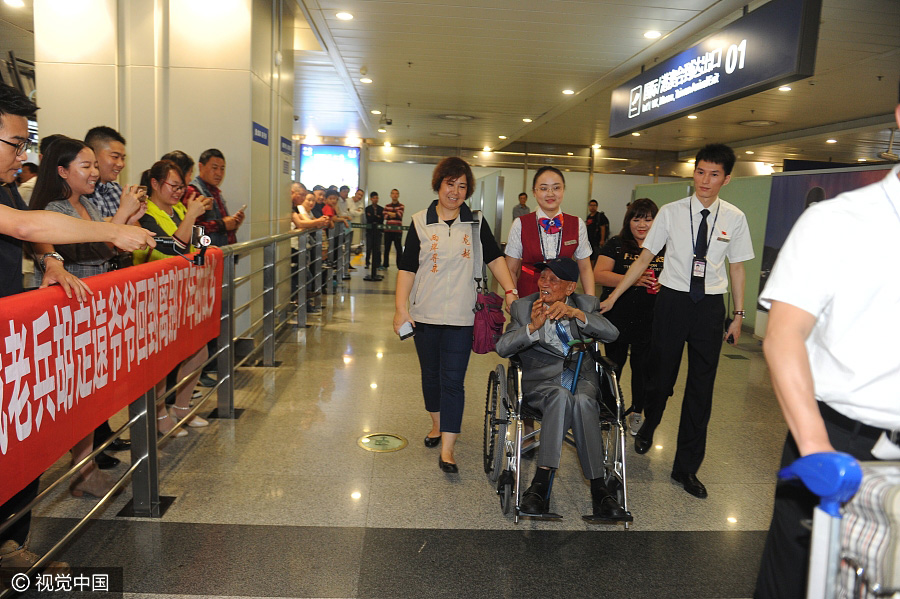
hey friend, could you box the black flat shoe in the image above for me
[95,452,120,470]
[671,471,708,498]
[424,435,441,448]
[438,457,458,473]
[107,438,131,452]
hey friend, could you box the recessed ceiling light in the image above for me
[562,89,575,95]
[522,118,533,123]
[687,115,698,120]
[739,120,777,127]
[336,12,353,20]
[644,30,661,39]
[592,144,601,149]
[745,150,754,155]
[632,132,641,137]
[360,77,373,84]
[727,517,737,523]
[687,159,696,164]
[858,158,867,162]
[439,114,475,121]
[4,0,25,7]
[567,152,574,156]
[498,135,507,139]
[778,86,791,92]
[383,141,391,147]
[826,139,837,144]
[370,109,381,115]
[483,146,492,152]
[377,128,387,133]
[432,132,460,138]
[473,155,479,158]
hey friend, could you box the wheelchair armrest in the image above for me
[596,355,619,374]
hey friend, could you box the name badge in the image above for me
[564,239,578,246]
[692,258,707,278]
[716,236,730,242]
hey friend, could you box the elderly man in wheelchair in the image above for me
[495,257,629,522]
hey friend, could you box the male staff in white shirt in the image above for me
[754,103,900,599]
[599,143,754,499]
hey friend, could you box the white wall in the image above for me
[365,161,680,242]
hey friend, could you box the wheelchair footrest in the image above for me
[581,511,633,525]
[518,510,563,520]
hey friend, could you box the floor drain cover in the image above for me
[358,433,408,452]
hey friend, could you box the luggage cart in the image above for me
[780,453,900,598]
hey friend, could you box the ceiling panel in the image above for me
[288,0,900,172]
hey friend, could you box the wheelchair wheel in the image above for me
[497,470,514,515]
[483,367,501,479]
[483,365,509,482]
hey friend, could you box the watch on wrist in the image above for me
[505,288,518,295]
[40,252,65,270]
[733,310,745,316]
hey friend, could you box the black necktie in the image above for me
[689,208,710,303]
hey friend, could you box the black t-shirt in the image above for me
[585,211,609,246]
[399,218,503,273]
[365,203,384,224]
[0,184,27,298]
[598,236,665,338]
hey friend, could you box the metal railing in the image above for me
[0,223,352,595]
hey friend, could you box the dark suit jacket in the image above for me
[495,293,618,394]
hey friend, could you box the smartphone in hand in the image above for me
[398,321,414,340]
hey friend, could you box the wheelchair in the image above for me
[483,343,632,526]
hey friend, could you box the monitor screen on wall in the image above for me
[299,145,360,190]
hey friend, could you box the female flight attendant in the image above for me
[504,166,594,297]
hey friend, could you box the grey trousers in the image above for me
[525,377,605,480]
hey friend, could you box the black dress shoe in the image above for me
[519,482,549,516]
[671,471,708,498]
[634,432,652,454]
[438,457,458,473]
[198,373,217,388]
[107,438,131,452]
[424,435,441,448]
[583,493,633,524]
[95,452,120,470]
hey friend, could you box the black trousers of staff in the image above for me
[640,286,725,475]
[365,227,381,267]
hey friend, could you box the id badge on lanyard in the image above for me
[692,257,707,278]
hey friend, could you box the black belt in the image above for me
[818,401,898,443]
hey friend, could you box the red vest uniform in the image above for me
[518,211,579,296]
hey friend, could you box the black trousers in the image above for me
[604,335,651,413]
[365,230,381,267]
[382,232,402,267]
[754,404,878,599]
[641,287,725,475]
[0,477,39,546]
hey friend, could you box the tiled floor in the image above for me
[29,260,786,598]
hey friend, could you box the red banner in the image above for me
[0,249,223,505]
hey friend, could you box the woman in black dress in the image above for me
[593,198,664,434]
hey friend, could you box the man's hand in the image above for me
[126,201,147,226]
[725,314,743,345]
[542,300,584,322]
[41,260,92,301]
[528,299,548,333]
[110,224,156,252]
[597,297,615,314]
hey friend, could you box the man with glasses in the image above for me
[0,83,155,584]
[496,258,627,522]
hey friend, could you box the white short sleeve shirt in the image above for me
[759,166,900,429]
[643,195,754,294]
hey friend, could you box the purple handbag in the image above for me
[471,213,506,354]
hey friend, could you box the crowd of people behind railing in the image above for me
[0,82,255,579]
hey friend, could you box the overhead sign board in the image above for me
[609,0,821,137]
